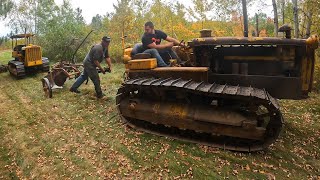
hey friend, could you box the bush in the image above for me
[0,36,11,50]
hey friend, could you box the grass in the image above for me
[0,49,11,64]
[0,50,320,179]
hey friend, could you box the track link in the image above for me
[116,77,283,152]
[0,65,7,73]
[8,60,26,78]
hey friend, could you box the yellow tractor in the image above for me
[8,33,49,78]
[117,27,319,152]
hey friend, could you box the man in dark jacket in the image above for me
[70,36,112,98]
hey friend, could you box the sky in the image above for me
[0,0,273,36]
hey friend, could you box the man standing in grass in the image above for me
[70,36,112,99]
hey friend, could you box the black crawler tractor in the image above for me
[0,64,7,73]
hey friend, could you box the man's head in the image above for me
[144,21,155,34]
[101,36,111,47]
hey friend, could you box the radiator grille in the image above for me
[25,47,41,62]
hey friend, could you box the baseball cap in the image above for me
[102,36,111,42]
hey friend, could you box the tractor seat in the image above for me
[132,53,151,60]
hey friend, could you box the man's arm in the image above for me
[105,57,112,72]
[94,60,105,74]
[147,42,173,50]
[166,36,185,47]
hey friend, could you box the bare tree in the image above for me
[0,0,14,18]
[282,0,285,25]
[242,0,248,37]
[255,13,259,37]
[272,0,278,37]
[292,0,299,38]
[302,0,313,38]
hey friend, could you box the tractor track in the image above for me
[116,77,283,152]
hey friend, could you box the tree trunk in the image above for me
[292,0,299,38]
[255,13,259,37]
[34,0,37,35]
[272,0,278,37]
[242,0,248,37]
[282,0,285,25]
[305,12,312,38]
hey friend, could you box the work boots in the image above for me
[96,92,106,99]
[70,88,80,94]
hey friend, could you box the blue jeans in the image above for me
[158,48,179,63]
[70,61,102,96]
[131,43,179,67]
[131,43,144,56]
[143,49,168,67]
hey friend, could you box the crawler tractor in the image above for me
[0,64,7,73]
[116,26,319,151]
[7,33,49,78]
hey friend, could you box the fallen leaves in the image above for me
[175,148,187,156]
[244,164,250,171]
[1,64,320,179]
[157,143,170,157]
[198,145,220,154]
[173,167,194,179]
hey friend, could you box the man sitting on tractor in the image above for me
[132,21,184,67]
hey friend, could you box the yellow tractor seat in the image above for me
[125,58,157,70]
[132,53,151,60]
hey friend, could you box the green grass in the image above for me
[0,50,320,179]
[0,49,11,64]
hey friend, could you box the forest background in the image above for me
[0,0,319,61]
